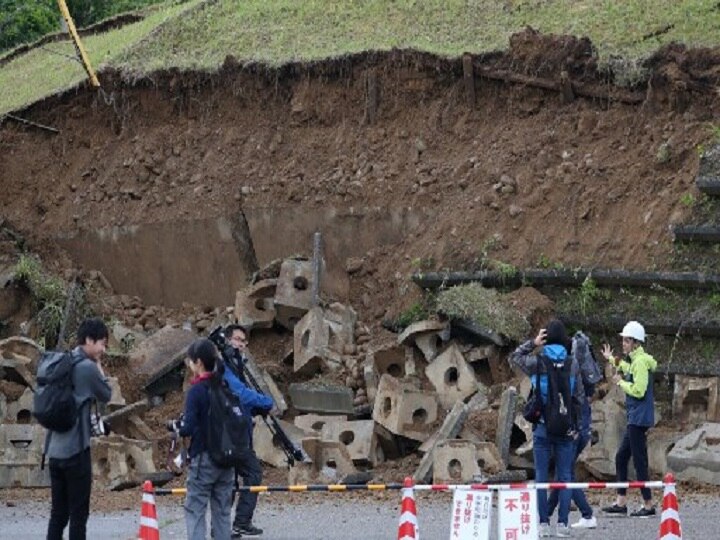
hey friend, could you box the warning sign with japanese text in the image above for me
[497,489,538,540]
[448,489,492,540]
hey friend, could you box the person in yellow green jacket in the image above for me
[600,321,658,518]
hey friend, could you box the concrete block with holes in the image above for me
[432,440,480,483]
[672,375,720,422]
[293,307,330,375]
[397,319,449,362]
[372,374,438,441]
[368,343,407,379]
[320,419,381,465]
[425,343,479,409]
[234,279,277,330]
[294,414,348,434]
[5,386,33,424]
[274,259,314,329]
[0,424,48,487]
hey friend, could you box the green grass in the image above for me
[2,0,720,115]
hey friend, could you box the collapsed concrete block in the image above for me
[324,302,357,354]
[5,386,33,423]
[397,319,449,362]
[320,420,380,464]
[91,434,156,490]
[467,344,511,385]
[274,258,314,329]
[425,343,478,408]
[294,414,348,433]
[513,414,534,460]
[126,415,156,441]
[495,386,518,467]
[372,374,438,442]
[254,419,310,468]
[288,382,355,415]
[102,398,150,436]
[667,423,720,485]
[0,336,43,373]
[648,429,685,478]
[234,279,277,330]
[133,326,196,396]
[107,376,126,410]
[672,375,720,423]
[578,387,627,479]
[0,356,33,388]
[368,344,406,379]
[433,440,480,483]
[317,440,357,477]
[293,307,331,375]
[475,441,503,474]
[363,361,379,404]
[415,401,468,482]
[0,424,49,487]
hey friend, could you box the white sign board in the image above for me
[448,490,492,540]
[497,490,538,540]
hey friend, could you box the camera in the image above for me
[166,414,184,433]
[90,412,110,437]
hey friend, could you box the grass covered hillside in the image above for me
[1,0,720,115]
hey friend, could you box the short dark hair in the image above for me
[76,317,109,345]
[225,324,247,338]
[187,338,218,372]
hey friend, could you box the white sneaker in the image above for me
[539,523,551,537]
[571,516,598,529]
[556,523,571,537]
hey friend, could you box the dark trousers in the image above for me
[47,448,92,540]
[233,450,263,527]
[616,424,651,501]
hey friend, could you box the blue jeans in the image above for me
[533,423,575,526]
[547,428,594,519]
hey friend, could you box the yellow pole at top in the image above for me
[56,0,101,88]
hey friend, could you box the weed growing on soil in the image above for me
[436,282,529,341]
[395,301,429,329]
[13,254,67,346]
[680,192,696,207]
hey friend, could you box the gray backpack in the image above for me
[572,331,603,390]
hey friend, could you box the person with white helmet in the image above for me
[600,321,658,518]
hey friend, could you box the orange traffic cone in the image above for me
[137,480,160,540]
[658,473,682,540]
[397,477,419,540]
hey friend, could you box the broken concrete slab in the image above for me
[673,375,720,423]
[91,434,157,490]
[648,428,685,478]
[495,386,517,467]
[667,423,720,485]
[372,374,439,442]
[137,326,196,397]
[397,319,449,362]
[288,382,355,415]
[425,343,479,409]
[320,419,380,464]
[324,302,357,354]
[363,361,379,405]
[102,398,150,430]
[0,356,33,388]
[475,442,503,475]
[415,401,468,482]
[0,424,49,487]
[126,415,156,441]
[578,389,627,479]
[274,258,314,330]
[0,337,43,373]
[512,414,534,460]
[294,414,348,433]
[107,377,126,410]
[450,318,506,347]
[317,440,357,477]
[234,279,277,330]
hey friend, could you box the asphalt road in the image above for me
[1,491,713,539]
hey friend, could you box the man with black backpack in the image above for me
[511,320,585,538]
[38,317,112,540]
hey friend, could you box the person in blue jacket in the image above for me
[222,325,274,538]
[510,320,585,538]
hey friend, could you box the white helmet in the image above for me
[620,321,645,343]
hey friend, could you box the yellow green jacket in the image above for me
[614,346,657,427]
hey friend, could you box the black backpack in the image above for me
[542,355,575,437]
[572,331,603,393]
[33,351,83,432]
[204,378,251,468]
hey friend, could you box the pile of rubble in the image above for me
[4,254,720,491]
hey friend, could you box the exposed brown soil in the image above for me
[3,29,720,510]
